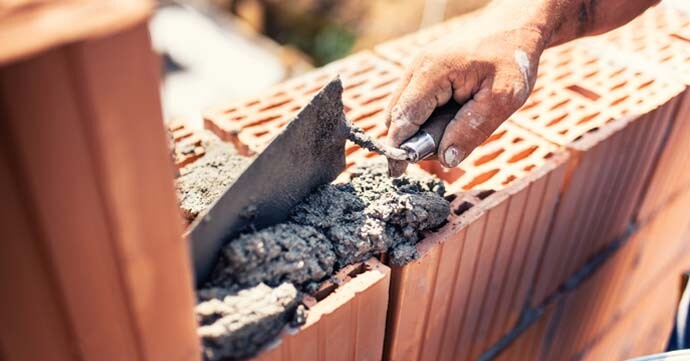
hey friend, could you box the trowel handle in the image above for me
[400,100,462,162]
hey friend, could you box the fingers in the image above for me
[385,56,454,147]
[437,85,517,168]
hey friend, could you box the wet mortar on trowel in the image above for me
[175,131,450,361]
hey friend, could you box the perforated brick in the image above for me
[204,51,403,159]
[250,258,390,361]
[374,17,467,67]
[384,122,569,361]
[585,6,690,84]
[519,42,684,307]
[168,120,206,169]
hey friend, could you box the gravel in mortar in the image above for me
[193,161,449,360]
[196,283,300,361]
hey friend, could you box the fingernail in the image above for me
[444,146,464,167]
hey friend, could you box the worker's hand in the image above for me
[385,18,546,177]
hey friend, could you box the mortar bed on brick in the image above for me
[190,6,690,360]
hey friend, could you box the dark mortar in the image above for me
[196,283,301,361]
[195,161,449,360]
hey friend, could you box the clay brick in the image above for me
[383,123,569,361]
[168,121,206,169]
[248,258,391,361]
[520,42,684,307]
[373,17,468,67]
[0,21,199,361]
[493,305,556,361]
[203,51,402,157]
[494,191,690,361]
[573,6,690,222]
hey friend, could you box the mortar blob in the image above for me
[182,134,450,359]
[196,283,301,361]
[175,131,253,221]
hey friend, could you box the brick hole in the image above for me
[351,93,362,100]
[303,84,325,95]
[345,146,359,156]
[512,137,524,144]
[555,71,573,81]
[502,174,517,185]
[344,79,367,91]
[558,129,568,135]
[671,33,690,43]
[610,68,626,78]
[524,164,536,171]
[583,70,598,79]
[453,201,474,216]
[418,160,465,184]
[244,114,282,128]
[508,145,538,163]
[222,107,237,115]
[549,99,571,111]
[351,65,376,77]
[373,78,397,90]
[290,105,302,111]
[483,129,507,144]
[245,100,260,107]
[258,99,291,112]
[361,94,389,106]
[473,148,505,166]
[611,95,630,107]
[253,130,269,137]
[344,105,352,113]
[361,123,377,132]
[610,81,628,92]
[577,112,601,125]
[352,109,383,123]
[566,84,601,101]
[476,189,496,199]
[520,101,539,111]
[546,113,569,126]
[584,57,598,65]
[462,169,499,190]
[661,54,675,63]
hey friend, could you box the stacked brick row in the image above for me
[199,4,690,361]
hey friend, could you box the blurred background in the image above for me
[151,0,489,122]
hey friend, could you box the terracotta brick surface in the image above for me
[383,123,569,361]
[0,22,199,361]
[373,17,467,67]
[203,51,402,160]
[522,42,684,307]
[493,187,690,361]
[250,258,391,361]
[169,120,206,169]
[576,6,690,222]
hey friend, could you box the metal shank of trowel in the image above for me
[400,100,462,162]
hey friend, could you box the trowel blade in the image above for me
[188,78,348,285]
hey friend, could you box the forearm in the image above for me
[480,0,660,48]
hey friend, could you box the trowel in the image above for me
[188,77,460,285]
